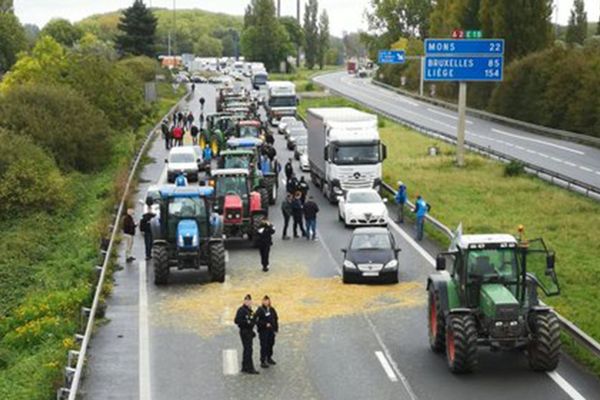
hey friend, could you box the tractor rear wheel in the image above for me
[258,188,269,214]
[265,179,276,205]
[445,314,478,373]
[152,245,169,285]
[528,312,561,371]
[428,288,446,353]
[209,242,226,283]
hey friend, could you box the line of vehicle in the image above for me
[139,260,152,400]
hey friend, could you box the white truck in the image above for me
[265,81,298,125]
[251,68,268,90]
[307,108,387,203]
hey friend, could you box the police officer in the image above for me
[255,295,279,368]
[297,176,309,204]
[256,220,275,272]
[234,294,259,374]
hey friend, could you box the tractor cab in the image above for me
[236,120,264,139]
[218,149,255,170]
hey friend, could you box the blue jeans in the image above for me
[144,230,153,259]
[416,216,425,241]
[305,218,317,240]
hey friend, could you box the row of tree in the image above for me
[240,0,331,71]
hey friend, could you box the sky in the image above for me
[13,0,600,37]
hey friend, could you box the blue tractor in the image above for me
[150,186,225,285]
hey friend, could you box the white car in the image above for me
[278,116,297,135]
[299,153,310,172]
[338,189,388,227]
[166,146,200,183]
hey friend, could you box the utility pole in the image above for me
[172,0,177,56]
[456,82,467,167]
[296,0,301,67]
[277,0,281,17]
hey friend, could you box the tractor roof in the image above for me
[211,168,249,177]
[227,137,263,148]
[159,186,214,198]
[221,149,254,156]
[239,120,261,127]
[455,234,518,250]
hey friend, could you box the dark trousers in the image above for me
[293,214,305,237]
[259,245,271,268]
[240,330,255,372]
[305,218,316,240]
[164,137,171,150]
[144,230,152,259]
[259,330,275,362]
[282,213,290,237]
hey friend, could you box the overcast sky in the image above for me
[14,0,600,37]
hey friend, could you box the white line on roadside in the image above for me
[579,166,593,173]
[563,161,577,167]
[547,371,587,400]
[551,157,563,163]
[386,217,435,267]
[427,108,473,124]
[222,349,239,376]
[158,165,168,185]
[526,149,537,154]
[375,351,398,382]
[139,261,152,400]
[538,152,550,158]
[515,145,525,151]
[595,171,600,176]
[492,128,585,155]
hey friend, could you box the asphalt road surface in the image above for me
[314,71,600,189]
[82,83,600,400]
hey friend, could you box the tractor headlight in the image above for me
[177,235,184,247]
[384,259,398,270]
[235,212,241,219]
[343,260,357,269]
[191,234,199,247]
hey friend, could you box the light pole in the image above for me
[296,0,301,67]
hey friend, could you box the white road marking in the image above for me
[139,261,152,400]
[595,171,600,176]
[564,161,577,168]
[538,152,550,158]
[375,351,398,382]
[221,307,234,326]
[223,274,232,290]
[427,108,473,124]
[579,166,593,173]
[158,165,168,185]
[492,128,585,155]
[222,349,239,376]
[551,157,563,163]
[515,145,525,151]
[547,371,586,400]
[526,149,537,154]
[386,217,435,267]
[364,313,418,400]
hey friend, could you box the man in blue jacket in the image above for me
[414,194,430,241]
[395,181,407,223]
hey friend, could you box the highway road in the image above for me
[314,71,600,189]
[81,82,600,400]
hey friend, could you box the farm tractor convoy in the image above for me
[427,228,562,373]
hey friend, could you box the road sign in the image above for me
[466,30,482,39]
[424,56,503,82]
[452,29,464,39]
[378,50,406,65]
[424,39,504,55]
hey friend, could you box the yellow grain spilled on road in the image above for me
[154,267,424,337]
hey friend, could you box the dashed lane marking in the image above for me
[222,349,239,376]
[547,371,586,400]
[579,166,594,173]
[375,351,398,382]
[427,108,473,124]
[551,157,563,163]
[139,261,152,400]
[492,128,585,155]
[564,161,577,168]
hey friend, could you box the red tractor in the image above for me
[210,168,268,241]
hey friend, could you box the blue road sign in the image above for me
[424,56,503,82]
[378,50,406,64]
[424,39,504,55]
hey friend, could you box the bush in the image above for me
[118,56,159,82]
[0,131,70,216]
[504,160,525,177]
[304,82,315,92]
[0,84,112,172]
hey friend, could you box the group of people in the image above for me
[281,158,318,241]
[160,110,205,150]
[394,181,431,241]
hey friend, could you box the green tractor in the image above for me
[428,230,561,373]
[201,113,238,156]
[149,186,226,285]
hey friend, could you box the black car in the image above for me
[341,227,400,284]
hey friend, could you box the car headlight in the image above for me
[343,260,357,269]
[177,235,184,247]
[384,259,398,270]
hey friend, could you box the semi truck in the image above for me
[307,107,387,203]
[265,81,297,125]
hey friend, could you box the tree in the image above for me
[303,0,319,69]
[193,34,223,57]
[22,23,40,48]
[0,12,26,73]
[343,32,367,58]
[116,0,157,57]
[241,0,291,70]
[41,18,84,47]
[280,16,304,50]
[317,10,330,69]
[0,0,12,13]
[565,0,587,45]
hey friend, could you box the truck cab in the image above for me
[265,81,298,125]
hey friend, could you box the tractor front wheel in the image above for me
[428,288,446,353]
[445,314,478,373]
[209,242,226,283]
[528,312,561,371]
[152,245,169,285]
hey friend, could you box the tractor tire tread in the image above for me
[209,242,226,283]
[528,312,561,371]
[446,314,478,373]
[152,245,169,285]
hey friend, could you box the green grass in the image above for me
[299,94,600,375]
[269,66,340,92]
[0,83,184,400]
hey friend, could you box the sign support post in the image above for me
[456,82,467,167]
[419,57,424,97]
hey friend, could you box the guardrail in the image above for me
[371,79,600,149]
[380,182,600,361]
[56,90,192,400]
[318,83,600,202]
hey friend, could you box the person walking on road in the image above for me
[190,124,199,145]
[191,83,196,93]
[161,119,171,150]
[139,202,156,260]
[414,194,431,241]
[395,181,407,223]
[286,174,298,195]
[303,196,319,240]
[234,294,259,375]
[281,193,293,240]
[298,176,309,204]
[199,97,206,112]
[255,295,279,369]
[284,158,293,181]
[256,220,275,272]
[122,208,136,263]
[172,124,183,147]
[292,193,306,238]
[186,111,194,130]
[203,144,213,163]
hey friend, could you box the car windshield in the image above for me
[466,248,519,282]
[296,137,307,146]
[289,129,307,137]
[254,75,267,85]
[287,121,304,130]
[332,144,380,165]
[216,176,247,197]
[281,117,296,125]
[168,197,206,218]
[170,153,196,163]
[239,126,260,137]
[269,96,296,107]
[350,233,392,250]
[347,191,381,203]
[224,156,250,169]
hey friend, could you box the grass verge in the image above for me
[0,83,185,400]
[298,94,600,376]
[269,66,340,92]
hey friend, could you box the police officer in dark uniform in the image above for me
[255,295,279,368]
[234,294,259,374]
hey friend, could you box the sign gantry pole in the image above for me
[456,82,467,167]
